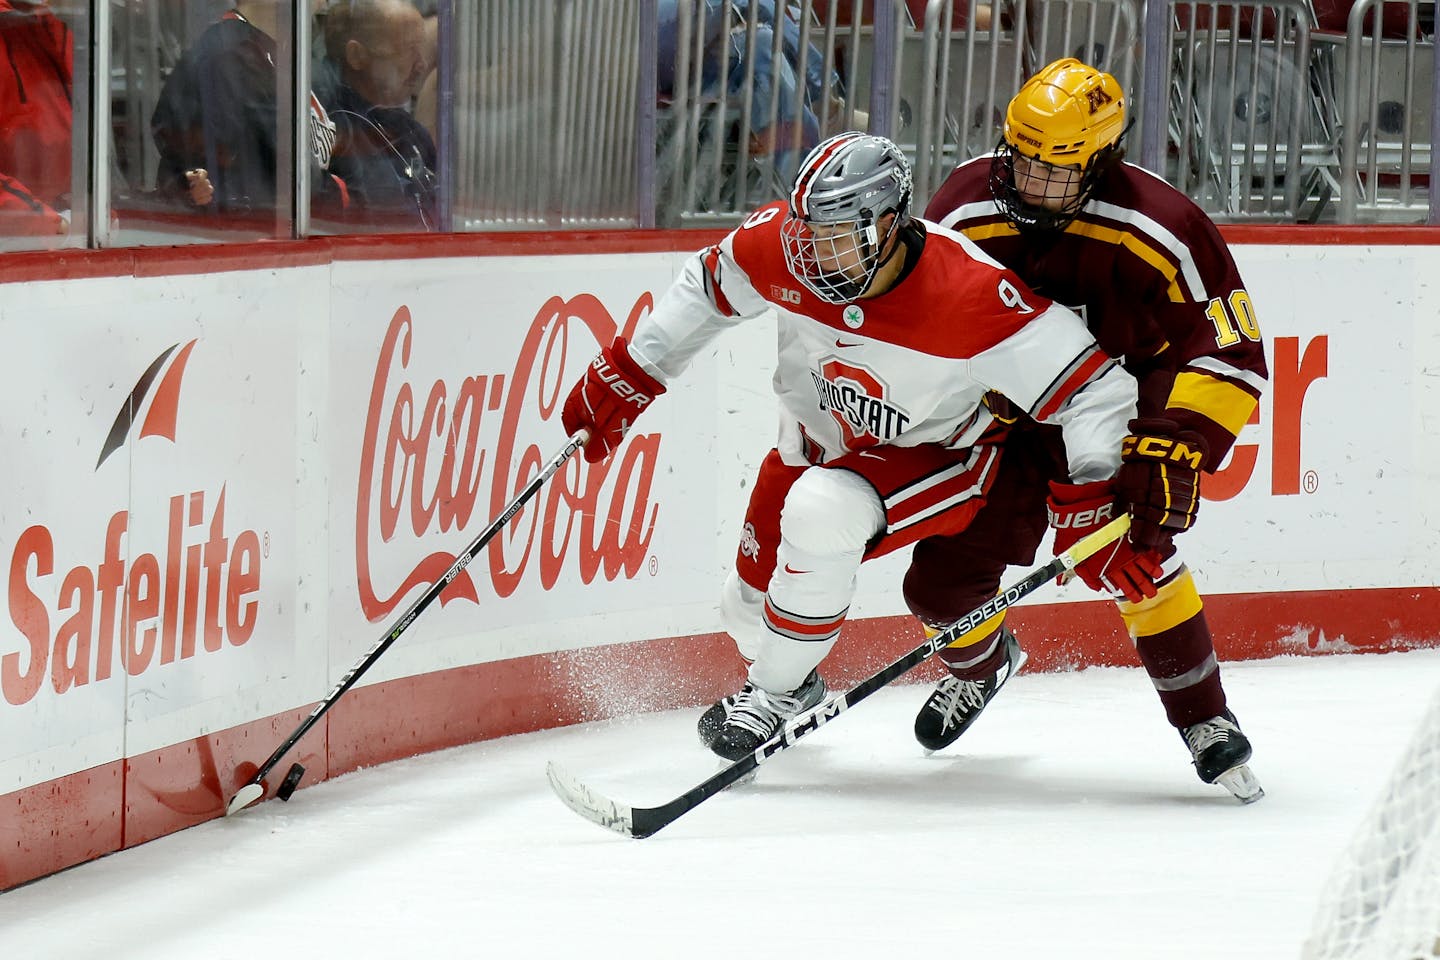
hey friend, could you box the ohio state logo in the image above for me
[810,358,910,447]
[738,522,760,560]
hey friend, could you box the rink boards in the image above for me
[1,228,1437,888]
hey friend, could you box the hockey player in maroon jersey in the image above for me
[919,58,1267,801]
[562,131,1159,763]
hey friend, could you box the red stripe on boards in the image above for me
[3,585,1437,890]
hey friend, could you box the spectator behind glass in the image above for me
[658,0,867,183]
[151,0,344,227]
[377,0,439,136]
[0,0,72,237]
[410,0,437,100]
[318,0,436,232]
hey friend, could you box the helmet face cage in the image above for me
[989,138,1115,234]
[781,133,914,304]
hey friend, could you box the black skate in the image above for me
[710,670,826,761]
[1182,710,1264,803]
[913,629,1027,753]
[697,688,743,749]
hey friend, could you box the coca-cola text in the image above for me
[355,296,661,620]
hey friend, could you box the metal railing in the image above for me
[654,0,1434,225]
[1166,0,1335,221]
[6,0,1440,254]
[651,0,1144,217]
[841,0,1141,202]
[449,0,643,229]
[655,0,873,225]
[1336,0,1436,220]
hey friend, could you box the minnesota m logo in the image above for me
[1085,87,1115,113]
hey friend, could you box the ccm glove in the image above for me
[561,337,666,463]
[1115,417,1209,550]
[1047,480,1163,604]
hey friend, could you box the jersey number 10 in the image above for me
[1206,290,1261,347]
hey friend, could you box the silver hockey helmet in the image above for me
[780,132,914,304]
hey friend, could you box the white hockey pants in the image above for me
[719,466,885,695]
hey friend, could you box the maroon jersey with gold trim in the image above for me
[925,156,1269,469]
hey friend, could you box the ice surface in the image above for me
[3,649,1437,959]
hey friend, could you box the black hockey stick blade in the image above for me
[547,515,1130,838]
[224,430,589,817]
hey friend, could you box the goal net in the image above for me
[1302,684,1440,960]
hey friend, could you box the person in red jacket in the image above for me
[0,0,72,236]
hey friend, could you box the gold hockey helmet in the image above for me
[1002,58,1126,167]
[990,59,1128,233]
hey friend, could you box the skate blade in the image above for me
[1216,764,1264,804]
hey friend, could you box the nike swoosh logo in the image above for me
[834,339,864,348]
[782,564,811,575]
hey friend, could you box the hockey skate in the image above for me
[913,629,1027,753]
[1182,710,1264,803]
[697,688,742,749]
[709,670,826,762]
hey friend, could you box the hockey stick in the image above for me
[226,429,589,816]
[546,514,1131,838]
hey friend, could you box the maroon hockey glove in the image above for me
[562,337,666,463]
[1115,417,1208,550]
[1047,480,1162,604]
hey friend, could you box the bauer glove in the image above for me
[1115,417,1208,550]
[561,337,666,463]
[1047,480,1162,604]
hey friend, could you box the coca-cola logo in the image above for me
[356,293,662,621]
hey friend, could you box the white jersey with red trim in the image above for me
[627,201,1137,482]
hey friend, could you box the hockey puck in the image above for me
[276,763,305,801]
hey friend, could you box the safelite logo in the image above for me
[3,340,267,707]
[96,340,198,469]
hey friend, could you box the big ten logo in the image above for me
[1205,335,1327,501]
[770,284,802,305]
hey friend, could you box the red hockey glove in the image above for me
[1115,417,1208,550]
[561,337,666,463]
[1047,480,1163,603]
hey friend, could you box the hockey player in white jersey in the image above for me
[561,132,1160,761]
